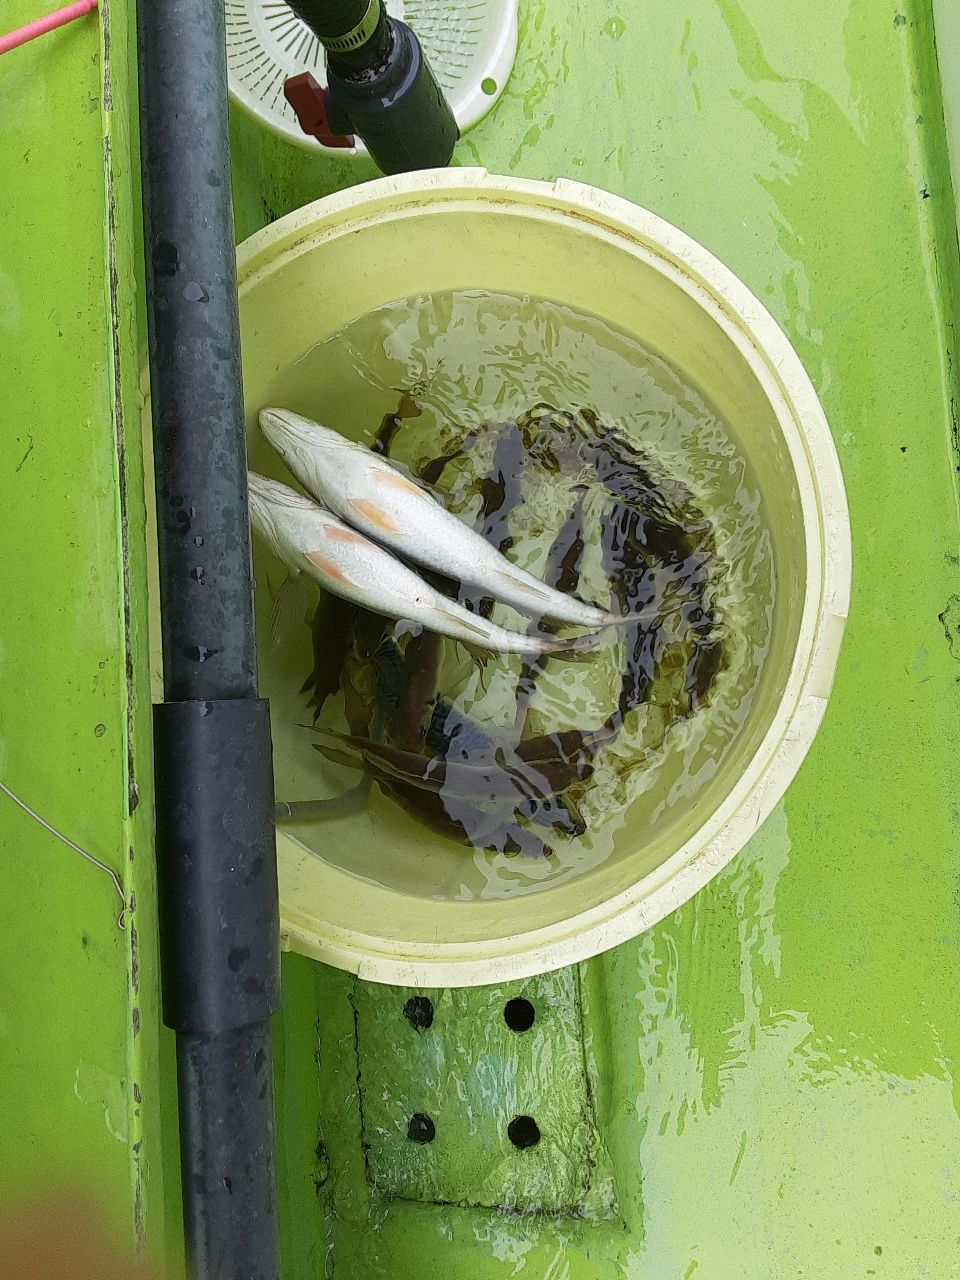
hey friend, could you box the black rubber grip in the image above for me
[154,698,281,1035]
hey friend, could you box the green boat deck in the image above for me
[2,0,959,1275]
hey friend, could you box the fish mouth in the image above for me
[247,470,312,512]
[246,471,271,535]
[247,470,286,516]
[259,407,358,463]
[247,470,272,502]
[259,406,296,457]
[260,406,342,455]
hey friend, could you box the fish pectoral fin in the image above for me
[373,467,431,499]
[392,618,424,642]
[347,496,402,533]
[269,572,308,650]
[304,549,358,589]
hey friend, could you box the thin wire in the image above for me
[0,777,126,908]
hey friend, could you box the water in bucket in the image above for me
[252,289,775,900]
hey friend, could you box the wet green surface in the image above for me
[1,0,958,1274]
[350,972,610,1214]
[244,0,960,1275]
[0,0,176,1267]
[936,0,960,219]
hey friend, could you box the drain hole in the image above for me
[407,1113,436,1144]
[481,76,498,95]
[508,1115,540,1149]
[403,995,434,1030]
[504,997,535,1032]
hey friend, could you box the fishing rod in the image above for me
[137,1,281,1276]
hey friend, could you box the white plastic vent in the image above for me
[225,0,518,155]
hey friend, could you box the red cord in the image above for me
[0,0,98,56]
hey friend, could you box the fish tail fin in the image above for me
[604,605,661,626]
[487,559,615,626]
[542,630,606,659]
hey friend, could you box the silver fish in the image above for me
[259,407,621,629]
[247,473,571,656]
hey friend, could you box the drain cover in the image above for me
[352,969,618,1214]
[225,0,518,155]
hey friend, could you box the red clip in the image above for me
[283,72,355,149]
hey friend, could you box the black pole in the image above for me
[136,1,282,1277]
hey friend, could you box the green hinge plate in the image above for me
[351,968,619,1215]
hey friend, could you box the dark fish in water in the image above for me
[275,780,372,825]
[299,399,727,855]
[371,629,442,747]
[426,697,495,756]
[375,774,553,858]
[417,425,484,486]
[315,739,580,844]
[600,502,658,734]
[370,630,406,720]
[372,391,422,457]
[514,730,604,784]
[318,728,575,812]
[687,635,724,708]
[341,645,379,741]
[557,401,726,739]
[316,724,586,838]
[396,631,442,750]
[514,490,589,732]
[303,592,358,722]
[477,422,527,552]
[418,453,456,487]
[469,421,528,618]
[426,698,597,792]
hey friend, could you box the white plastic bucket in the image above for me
[214,170,850,986]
